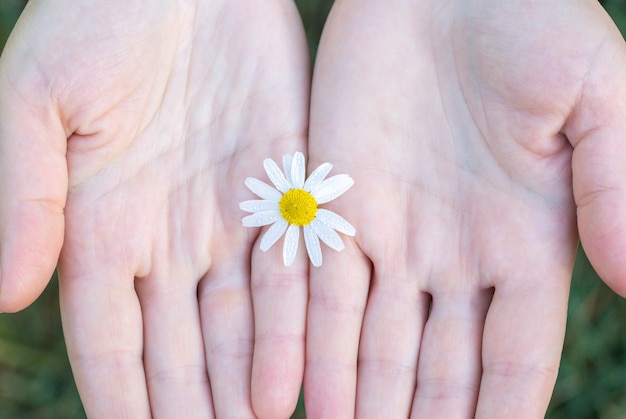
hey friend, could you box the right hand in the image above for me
[0,1,310,417]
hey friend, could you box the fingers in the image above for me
[198,256,256,417]
[565,9,626,296]
[304,240,370,418]
[249,235,308,418]
[411,289,491,417]
[58,264,150,418]
[475,279,570,418]
[355,270,429,418]
[0,28,67,311]
[135,276,213,418]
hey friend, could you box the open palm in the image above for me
[0,1,309,417]
[305,0,626,417]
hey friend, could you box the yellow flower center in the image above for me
[279,189,318,226]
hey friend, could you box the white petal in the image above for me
[312,174,354,204]
[311,218,345,251]
[283,224,300,267]
[245,177,282,201]
[283,153,293,186]
[304,225,323,267]
[316,209,356,236]
[242,210,281,227]
[291,152,306,189]
[303,162,332,192]
[239,199,279,213]
[260,218,288,251]
[263,158,291,193]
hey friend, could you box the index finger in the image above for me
[476,277,570,417]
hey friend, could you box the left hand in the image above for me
[304,0,626,417]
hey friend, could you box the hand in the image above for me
[304,0,626,417]
[0,1,309,417]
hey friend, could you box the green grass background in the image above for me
[1,1,625,417]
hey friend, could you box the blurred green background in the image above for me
[1,1,626,418]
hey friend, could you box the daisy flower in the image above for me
[240,151,356,267]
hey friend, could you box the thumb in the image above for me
[0,16,68,312]
[567,15,626,297]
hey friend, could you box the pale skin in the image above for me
[1,1,626,419]
[306,0,626,417]
[0,0,310,418]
